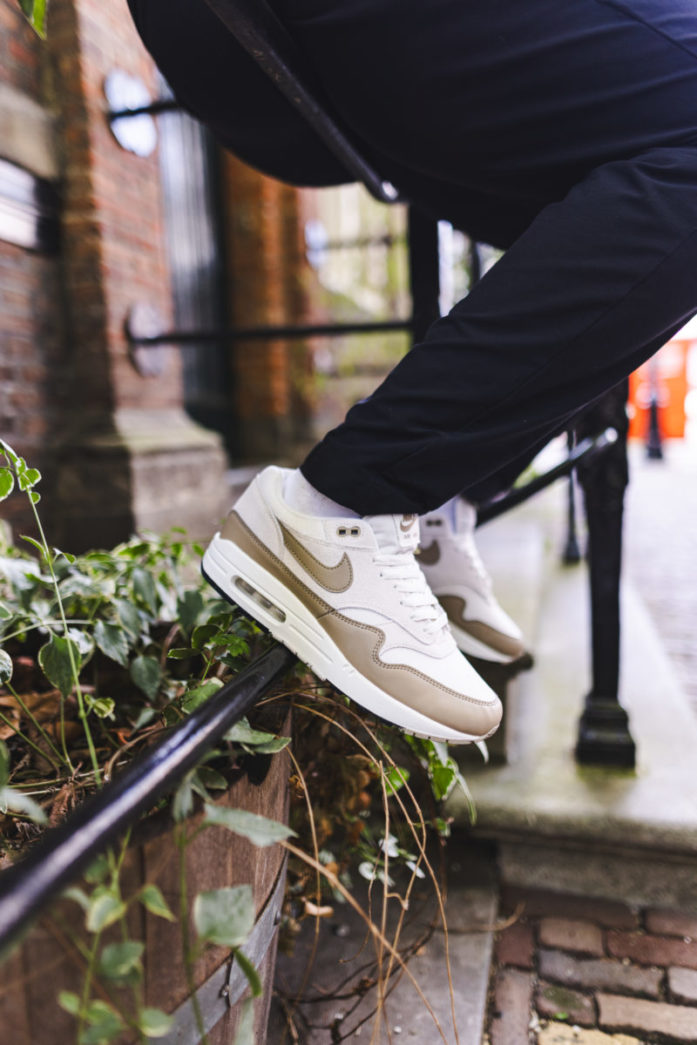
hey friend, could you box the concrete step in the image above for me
[448,503,697,910]
[461,484,563,764]
[268,843,498,1045]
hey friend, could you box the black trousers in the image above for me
[129,0,697,513]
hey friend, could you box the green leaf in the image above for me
[191,623,218,650]
[0,602,12,621]
[66,627,95,660]
[130,655,162,701]
[29,491,40,505]
[115,598,141,639]
[177,590,205,635]
[181,678,222,713]
[0,439,18,464]
[233,997,255,1045]
[429,763,457,802]
[17,466,41,491]
[0,648,12,685]
[138,1008,173,1038]
[18,0,47,37]
[58,990,81,1016]
[203,803,295,847]
[99,940,144,979]
[20,535,46,559]
[196,766,228,791]
[55,549,77,565]
[246,736,290,754]
[84,852,110,884]
[63,886,90,910]
[166,647,197,660]
[172,775,194,822]
[86,890,127,932]
[85,695,115,719]
[94,620,129,668]
[0,468,14,501]
[0,786,47,823]
[234,949,262,998]
[193,885,254,948]
[384,766,410,796]
[132,567,158,614]
[138,884,176,921]
[0,741,10,791]
[131,706,156,732]
[38,633,81,698]
[80,1000,124,1044]
[225,717,286,749]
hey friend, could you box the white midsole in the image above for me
[202,533,483,744]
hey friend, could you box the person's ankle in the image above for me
[284,468,359,519]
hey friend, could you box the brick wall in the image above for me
[221,154,315,463]
[1,0,228,548]
[0,0,42,96]
[0,241,66,519]
[47,0,177,423]
[0,1,65,534]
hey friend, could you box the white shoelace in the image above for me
[375,551,449,636]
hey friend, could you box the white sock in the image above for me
[284,469,359,519]
[434,495,476,532]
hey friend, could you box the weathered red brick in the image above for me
[607,931,697,970]
[669,967,697,1004]
[539,918,605,957]
[598,992,697,1040]
[495,922,535,970]
[536,981,596,1027]
[539,948,662,997]
[490,969,534,1045]
[500,886,639,930]
[646,909,697,940]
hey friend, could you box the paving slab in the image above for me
[536,1025,643,1045]
[598,992,697,1041]
[269,843,497,1044]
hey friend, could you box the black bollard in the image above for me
[574,382,636,768]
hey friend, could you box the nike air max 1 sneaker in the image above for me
[202,466,501,744]
[420,500,527,664]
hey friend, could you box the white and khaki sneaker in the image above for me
[419,500,528,665]
[202,466,501,744]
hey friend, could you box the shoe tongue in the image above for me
[453,498,477,534]
[366,513,420,553]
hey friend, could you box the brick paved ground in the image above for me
[484,886,697,1044]
[624,441,697,715]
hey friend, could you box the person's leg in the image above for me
[301,146,697,514]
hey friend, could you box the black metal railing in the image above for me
[0,643,295,953]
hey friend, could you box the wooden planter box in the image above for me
[0,724,290,1044]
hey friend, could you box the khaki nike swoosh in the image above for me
[438,595,526,659]
[400,514,417,532]
[279,521,353,593]
[418,540,440,566]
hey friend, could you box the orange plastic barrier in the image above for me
[628,339,690,440]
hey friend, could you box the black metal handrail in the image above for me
[201,0,399,204]
[476,429,617,526]
[126,317,414,347]
[0,643,295,954]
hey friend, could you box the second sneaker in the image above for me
[420,499,528,664]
